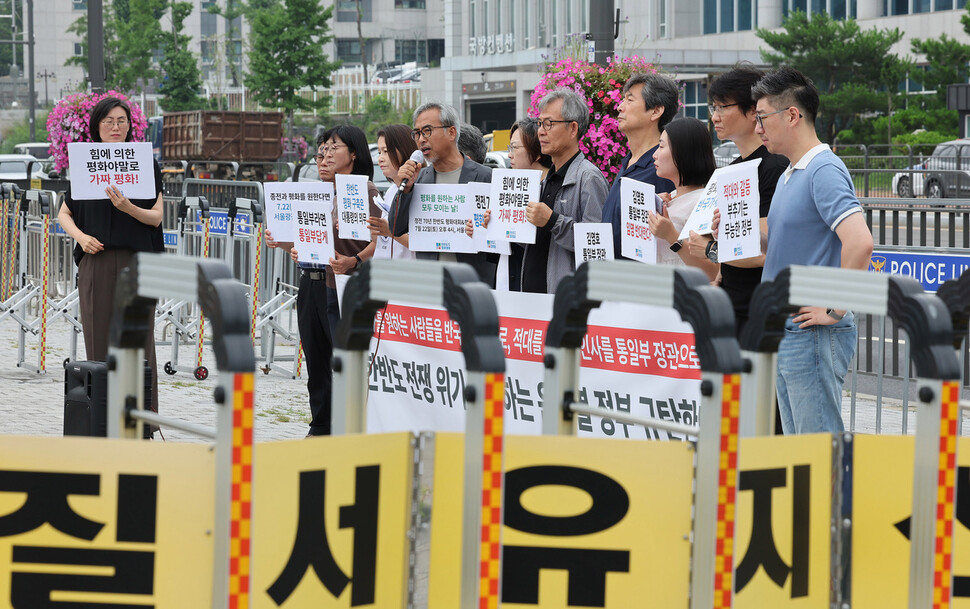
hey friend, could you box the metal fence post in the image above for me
[332,258,506,609]
[106,252,255,609]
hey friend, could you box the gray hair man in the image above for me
[521,87,609,293]
[392,101,497,286]
[458,122,488,165]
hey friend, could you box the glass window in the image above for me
[682,82,709,120]
[395,0,426,7]
[704,0,717,33]
[428,39,445,65]
[470,0,476,37]
[890,0,909,14]
[831,0,847,18]
[936,0,953,8]
[792,0,807,12]
[659,0,668,38]
[484,0,490,35]
[721,0,734,31]
[72,0,87,9]
[551,1,558,46]
[566,0,572,33]
[914,0,931,10]
[73,42,83,56]
[537,1,546,46]
[812,0,825,13]
[738,0,752,29]
[960,0,968,8]
[581,0,589,32]
[337,38,362,62]
[201,11,216,36]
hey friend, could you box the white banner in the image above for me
[68,142,155,200]
[716,160,761,263]
[468,181,511,255]
[409,184,477,253]
[677,158,761,241]
[263,181,333,243]
[335,173,370,240]
[365,291,702,440]
[489,168,542,244]
[574,223,614,266]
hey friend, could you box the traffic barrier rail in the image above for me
[106,252,255,608]
[743,264,962,608]
[332,258,506,609]
[538,260,745,609]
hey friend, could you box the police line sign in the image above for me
[870,250,970,292]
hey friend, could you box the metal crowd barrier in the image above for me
[537,260,745,609]
[332,258,506,609]
[106,252,255,608]
[743,265,962,608]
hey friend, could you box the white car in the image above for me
[483,151,511,169]
[890,163,926,198]
[891,139,970,198]
[713,141,739,168]
[0,154,47,181]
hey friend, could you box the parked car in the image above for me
[0,154,47,181]
[389,68,425,84]
[12,142,51,159]
[713,141,739,168]
[371,68,402,84]
[891,139,970,198]
[483,150,511,169]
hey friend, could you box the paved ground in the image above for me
[0,308,967,441]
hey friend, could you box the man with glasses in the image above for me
[687,65,788,338]
[601,73,678,259]
[393,101,496,286]
[751,67,873,435]
[522,88,609,293]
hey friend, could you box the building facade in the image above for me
[428,0,970,135]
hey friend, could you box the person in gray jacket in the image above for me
[393,102,497,286]
[522,88,609,293]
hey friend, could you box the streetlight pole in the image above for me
[37,68,52,107]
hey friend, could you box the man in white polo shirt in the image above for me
[752,67,874,434]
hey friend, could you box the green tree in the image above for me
[245,0,340,138]
[110,0,167,93]
[757,10,910,142]
[159,1,204,111]
[206,0,245,87]
[910,34,970,109]
[349,94,414,141]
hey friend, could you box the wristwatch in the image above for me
[826,309,845,321]
[354,254,363,267]
[705,239,718,264]
[669,239,683,253]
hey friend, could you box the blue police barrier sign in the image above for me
[163,231,178,247]
[869,251,970,292]
[195,210,252,235]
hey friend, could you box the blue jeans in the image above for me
[776,312,857,434]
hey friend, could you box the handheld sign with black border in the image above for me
[264,181,334,243]
[409,184,477,254]
[677,159,761,242]
[336,173,371,240]
[573,222,614,267]
[620,177,658,264]
[489,168,542,244]
[715,161,761,263]
[68,142,155,200]
[468,181,511,255]
[292,196,335,265]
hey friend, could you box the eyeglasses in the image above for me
[101,118,129,128]
[411,125,450,140]
[536,118,572,131]
[318,143,347,156]
[507,143,523,154]
[313,154,327,162]
[708,103,738,116]
[754,107,802,129]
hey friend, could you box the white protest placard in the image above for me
[67,142,155,200]
[573,223,614,267]
[468,182,511,255]
[716,161,761,263]
[620,177,658,264]
[489,168,541,244]
[335,173,370,240]
[409,184,476,254]
[263,181,333,243]
[677,159,761,241]
[292,197,335,265]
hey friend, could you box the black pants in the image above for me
[297,273,332,435]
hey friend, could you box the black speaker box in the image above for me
[64,360,153,438]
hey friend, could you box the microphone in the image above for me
[400,150,425,190]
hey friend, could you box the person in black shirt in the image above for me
[687,64,788,337]
[58,96,164,420]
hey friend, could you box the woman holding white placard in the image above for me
[57,96,164,425]
[368,124,418,259]
[646,117,719,280]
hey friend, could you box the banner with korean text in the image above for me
[365,291,702,438]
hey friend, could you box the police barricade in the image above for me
[0,183,24,301]
[539,260,745,608]
[332,258,507,608]
[743,265,962,608]
[105,252,254,608]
